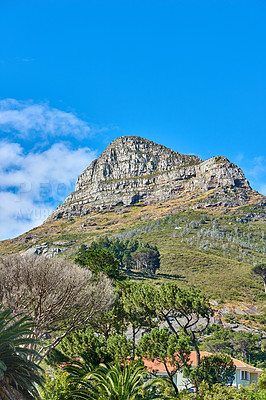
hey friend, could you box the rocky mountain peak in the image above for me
[75,136,201,192]
[48,136,251,220]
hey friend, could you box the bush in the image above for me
[39,370,72,400]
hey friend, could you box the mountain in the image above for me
[0,136,265,315]
[48,136,252,220]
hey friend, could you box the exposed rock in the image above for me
[47,136,251,220]
[223,322,266,338]
[220,306,231,315]
[24,243,67,257]
[234,307,248,316]
[53,240,73,246]
[239,304,260,315]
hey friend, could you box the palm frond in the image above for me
[0,307,43,400]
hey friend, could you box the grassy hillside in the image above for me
[0,190,265,307]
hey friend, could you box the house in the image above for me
[142,351,264,391]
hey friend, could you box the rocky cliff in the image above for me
[48,136,251,220]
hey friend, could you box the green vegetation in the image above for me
[200,325,266,369]
[252,263,266,293]
[67,359,162,399]
[75,247,123,280]
[0,307,43,400]
[137,327,191,395]
[55,328,132,366]
[0,202,266,399]
[115,210,265,301]
[187,354,236,388]
[38,370,71,400]
[75,236,160,277]
[195,382,266,400]
[0,253,265,399]
[1,200,265,304]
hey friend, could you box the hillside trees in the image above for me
[252,263,266,293]
[157,285,213,365]
[108,282,213,366]
[75,237,160,275]
[0,255,115,361]
[136,284,213,395]
[131,247,160,274]
[75,248,122,280]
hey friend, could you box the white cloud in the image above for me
[0,191,53,240]
[0,141,97,240]
[239,155,266,196]
[0,99,91,138]
[259,185,266,196]
[248,156,266,178]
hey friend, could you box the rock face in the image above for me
[48,136,251,220]
[23,242,69,257]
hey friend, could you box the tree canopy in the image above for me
[0,254,115,361]
[137,327,191,395]
[252,263,266,293]
[187,354,236,388]
[201,325,265,368]
[75,247,123,280]
[75,237,160,275]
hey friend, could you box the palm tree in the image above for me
[68,358,164,400]
[63,353,97,398]
[0,307,43,400]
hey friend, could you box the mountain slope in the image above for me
[0,136,265,307]
[48,136,251,220]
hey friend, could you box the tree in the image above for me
[252,263,266,293]
[202,326,264,367]
[0,307,43,400]
[76,237,161,274]
[121,282,213,367]
[155,284,213,367]
[229,332,260,363]
[134,283,213,396]
[196,382,243,400]
[75,248,123,280]
[137,327,191,396]
[68,360,163,400]
[258,372,266,390]
[58,328,132,365]
[131,248,160,274]
[106,334,133,362]
[0,255,115,361]
[202,328,233,355]
[188,354,236,388]
[58,327,110,365]
[121,282,158,358]
[90,294,128,339]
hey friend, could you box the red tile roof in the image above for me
[141,351,264,375]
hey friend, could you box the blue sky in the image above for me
[0,0,265,240]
